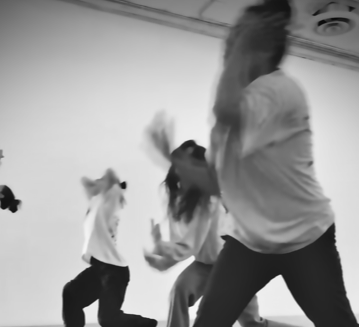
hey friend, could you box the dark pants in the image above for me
[193,224,358,327]
[63,257,155,327]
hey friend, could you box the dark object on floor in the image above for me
[0,185,22,213]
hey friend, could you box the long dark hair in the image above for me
[163,140,210,224]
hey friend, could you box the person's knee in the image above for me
[62,282,76,303]
[171,274,189,296]
[170,274,195,305]
[97,314,108,327]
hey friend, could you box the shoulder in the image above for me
[103,184,122,201]
[250,71,304,96]
[247,71,308,114]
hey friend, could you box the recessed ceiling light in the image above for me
[311,2,358,36]
[316,17,354,35]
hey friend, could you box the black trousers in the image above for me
[63,257,152,327]
[193,224,358,327]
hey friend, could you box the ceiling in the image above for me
[61,0,359,70]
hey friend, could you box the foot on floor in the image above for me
[137,318,158,327]
[266,319,304,327]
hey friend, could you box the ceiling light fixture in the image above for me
[312,1,358,36]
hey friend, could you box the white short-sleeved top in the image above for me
[82,184,127,266]
[207,70,334,254]
[160,197,227,265]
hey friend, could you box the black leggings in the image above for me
[62,257,153,327]
[193,224,358,327]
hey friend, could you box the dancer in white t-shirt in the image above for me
[166,1,357,327]
[62,169,157,327]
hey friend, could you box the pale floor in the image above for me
[23,314,359,327]
[81,314,358,327]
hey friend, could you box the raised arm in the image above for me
[81,177,101,199]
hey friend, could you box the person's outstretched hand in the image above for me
[143,249,178,272]
[143,250,168,271]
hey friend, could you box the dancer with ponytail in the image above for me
[143,121,302,327]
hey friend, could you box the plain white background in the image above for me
[0,0,359,325]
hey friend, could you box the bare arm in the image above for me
[159,208,212,260]
[81,177,101,199]
[144,251,179,271]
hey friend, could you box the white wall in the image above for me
[0,0,358,326]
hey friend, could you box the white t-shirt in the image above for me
[82,184,127,266]
[159,197,227,265]
[208,70,334,254]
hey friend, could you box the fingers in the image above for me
[153,224,161,237]
[143,250,154,265]
[150,218,155,230]
[144,253,157,266]
[144,256,153,265]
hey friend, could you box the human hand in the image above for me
[150,218,162,243]
[119,193,126,207]
[143,250,168,271]
[81,177,101,198]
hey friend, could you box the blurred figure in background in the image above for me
[62,168,157,327]
[190,0,359,326]
[143,119,302,327]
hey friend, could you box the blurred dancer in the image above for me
[188,0,358,326]
[62,168,157,327]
